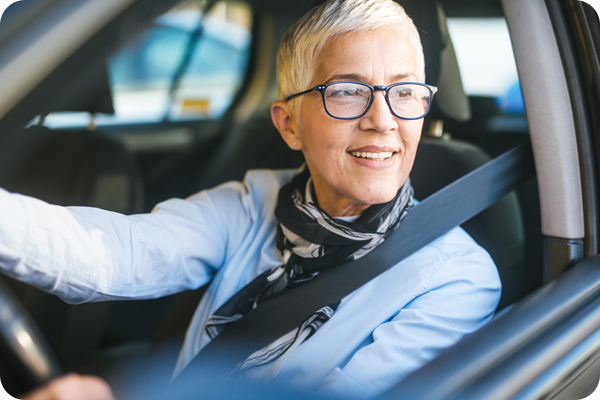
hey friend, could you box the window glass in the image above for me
[170,2,252,120]
[44,0,252,128]
[446,17,524,114]
[108,22,190,124]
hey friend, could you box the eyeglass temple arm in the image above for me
[285,86,323,102]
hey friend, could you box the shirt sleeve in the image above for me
[0,180,253,304]
[316,247,501,399]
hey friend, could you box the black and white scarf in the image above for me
[205,166,413,375]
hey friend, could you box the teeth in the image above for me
[350,151,394,160]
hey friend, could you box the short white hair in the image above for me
[277,0,426,119]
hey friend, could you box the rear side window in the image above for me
[44,0,252,128]
[447,17,523,114]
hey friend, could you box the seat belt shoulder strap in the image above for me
[175,142,535,381]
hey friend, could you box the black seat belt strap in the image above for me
[175,142,536,381]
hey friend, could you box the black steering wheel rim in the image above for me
[0,276,61,397]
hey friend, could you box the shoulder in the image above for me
[207,169,294,199]
[182,168,294,211]
[420,226,502,303]
[199,169,295,219]
[241,169,297,204]
[180,169,295,247]
[381,228,502,338]
[407,201,500,293]
[430,226,494,261]
[243,168,297,188]
[149,169,295,238]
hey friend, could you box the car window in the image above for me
[447,17,524,115]
[44,0,252,128]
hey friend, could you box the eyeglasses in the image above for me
[286,81,438,120]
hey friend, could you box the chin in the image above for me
[352,185,401,206]
[352,171,409,203]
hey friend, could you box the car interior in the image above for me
[0,0,549,396]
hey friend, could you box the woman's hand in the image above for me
[22,374,116,400]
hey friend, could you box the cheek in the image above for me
[401,121,423,151]
[304,121,355,154]
[398,122,423,177]
[299,97,358,154]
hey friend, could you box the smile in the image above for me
[350,151,394,161]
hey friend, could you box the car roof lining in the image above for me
[0,0,183,137]
[0,0,135,128]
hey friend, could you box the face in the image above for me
[272,29,424,217]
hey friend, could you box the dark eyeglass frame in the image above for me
[285,81,438,120]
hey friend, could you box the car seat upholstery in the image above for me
[0,51,143,212]
[0,125,143,213]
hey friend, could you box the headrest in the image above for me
[401,0,471,122]
[40,63,115,115]
[305,0,471,122]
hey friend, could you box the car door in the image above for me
[384,0,600,398]
[1,0,598,397]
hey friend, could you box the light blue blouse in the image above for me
[0,169,501,398]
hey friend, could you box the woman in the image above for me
[7,0,501,398]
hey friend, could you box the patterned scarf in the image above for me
[205,166,414,375]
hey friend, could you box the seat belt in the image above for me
[174,142,536,383]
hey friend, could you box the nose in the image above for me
[359,91,397,133]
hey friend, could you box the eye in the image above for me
[325,83,371,101]
[331,87,365,97]
[391,87,413,98]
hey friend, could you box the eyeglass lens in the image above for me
[323,83,432,119]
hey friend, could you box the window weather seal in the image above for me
[545,0,600,258]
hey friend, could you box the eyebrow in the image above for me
[325,72,417,84]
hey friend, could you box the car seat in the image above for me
[0,52,144,366]
[149,1,526,372]
[0,27,143,214]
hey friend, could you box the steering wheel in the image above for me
[0,277,62,397]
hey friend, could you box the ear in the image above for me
[271,100,305,150]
